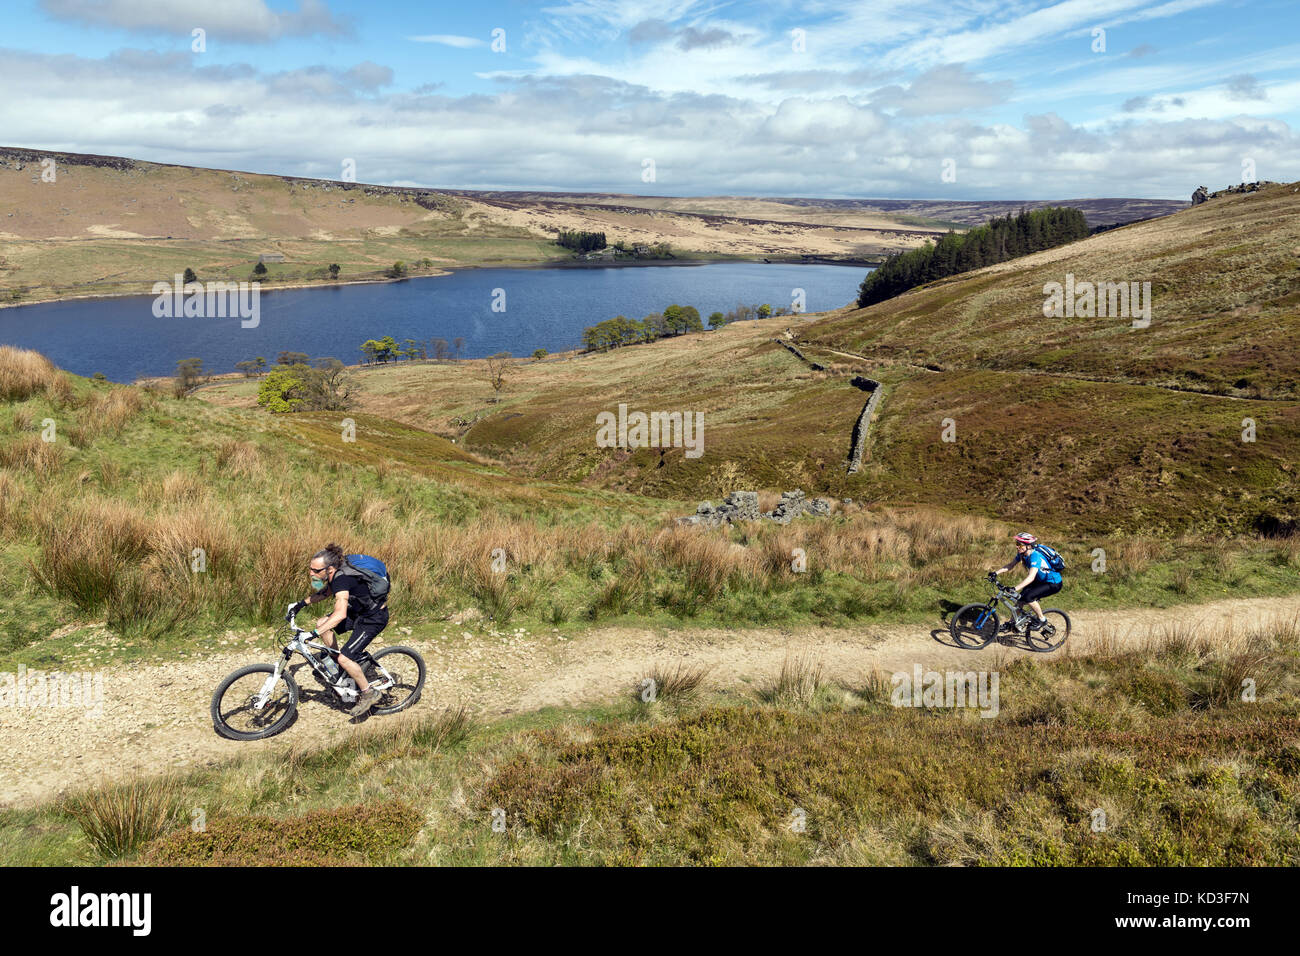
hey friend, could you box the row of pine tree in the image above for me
[857,206,1091,307]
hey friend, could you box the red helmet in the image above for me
[1014,532,1037,545]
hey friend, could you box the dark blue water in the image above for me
[0,262,868,383]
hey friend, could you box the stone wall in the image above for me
[846,375,882,475]
[774,339,826,371]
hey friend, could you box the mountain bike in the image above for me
[211,604,426,740]
[949,572,1071,652]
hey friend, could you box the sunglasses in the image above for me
[308,566,328,574]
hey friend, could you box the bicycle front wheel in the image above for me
[950,603,998,648]
[367,647,426,715]
[211,663,299,740]
[1025,609,1071,652]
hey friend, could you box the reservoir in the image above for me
[0,261,870,382]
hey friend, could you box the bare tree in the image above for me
[431,338,451,362]
[478,352,512,395]
[453,336,466,360]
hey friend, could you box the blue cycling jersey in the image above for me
[1015,549,1062,585]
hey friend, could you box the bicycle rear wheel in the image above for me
[1025,609,1071,652]
[211,663,299,740]
[367,646,426,715]
[950,603,998,648]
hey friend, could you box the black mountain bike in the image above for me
[950,572,1071,652]
[211,604,426,740]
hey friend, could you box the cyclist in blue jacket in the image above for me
[989,532,1063,632]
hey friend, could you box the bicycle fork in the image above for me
[252,663,286,710]
[252,651,293,711]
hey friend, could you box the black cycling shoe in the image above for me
[1026,618,1046,631]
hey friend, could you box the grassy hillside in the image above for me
[5,343,1298,675]
[802,181,1300,400]
[0,147,955,304]
[285,185,1300,535]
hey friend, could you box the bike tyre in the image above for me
[368,647,426,715]
[950,603,999,649]
[1025,609,1071,653]
[211,663,299,740]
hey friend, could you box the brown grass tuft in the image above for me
[0,434,64,478]
[61,775,186,860]
[215,440,263,478]
[641,661,712,702]
[761,653,826,707]
[0,346,59,401]
[79,386,144,439]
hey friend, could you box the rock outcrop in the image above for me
[1193,181,1278,205]
[676,489,835,526]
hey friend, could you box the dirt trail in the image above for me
[4,595,1297,808]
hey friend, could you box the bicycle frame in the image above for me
[970,586,1030,631]
[252,609,397,709]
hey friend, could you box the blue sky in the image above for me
[2,0,1296,198]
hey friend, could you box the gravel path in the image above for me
[3,594,1296,808]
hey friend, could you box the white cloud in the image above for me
[39,0,350,43]
[871,64,1013,116]
[2,46,1293,200]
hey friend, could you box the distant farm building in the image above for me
[258,252,286,263]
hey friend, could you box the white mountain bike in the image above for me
[210,604,425,740]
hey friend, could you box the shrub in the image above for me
[175,357,204,396]
[141,801,422,866]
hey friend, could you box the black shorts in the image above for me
[1019,579,1062,604]
[337,610,388,664]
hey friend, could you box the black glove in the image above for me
[286,600,306,621]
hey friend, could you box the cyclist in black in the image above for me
[295,543,389,716]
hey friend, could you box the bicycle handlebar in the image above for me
[285,603,313,637]
[984,574,1019,596]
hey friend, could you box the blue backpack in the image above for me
[339,553,391,603]
[1033,544,1066,574]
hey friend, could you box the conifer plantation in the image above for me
[857,207,1091,307]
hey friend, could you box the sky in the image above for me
[1,0,1296,199]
